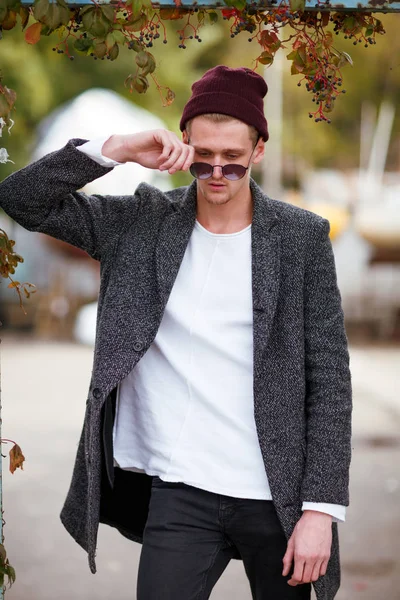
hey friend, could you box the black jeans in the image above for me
[137,477,311,600]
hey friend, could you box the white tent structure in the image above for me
[33,87,171,194]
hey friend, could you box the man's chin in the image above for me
[205,195,231,206]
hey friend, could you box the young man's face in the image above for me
[182,116,265,208]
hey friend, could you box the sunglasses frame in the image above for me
[189,137,260,182]
[190,162,248,181]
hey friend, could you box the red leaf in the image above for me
[25,22,42,44]
[221,8,238,18]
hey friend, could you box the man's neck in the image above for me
[196,191,253,235]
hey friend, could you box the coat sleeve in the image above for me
[0,138,141,261]
[301,218,352,506]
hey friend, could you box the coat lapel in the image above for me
[251,180,281,373]
[155,181,197,309]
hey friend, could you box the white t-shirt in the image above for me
[113,221,272,499]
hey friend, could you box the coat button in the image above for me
[92,388,101,399]
[133,341,144,352]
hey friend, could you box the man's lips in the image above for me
[208,182,225,189]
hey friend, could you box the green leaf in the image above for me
[343,15,355,31]
[289,0,305,12]
[141,52,156,75]
[0,545,7,563]
[341,51,353,66]
[291,61,301,75]
[5,564,15,586]
[93,40,107,58]
[208,11,218,24]
[130,0,142,18]
[0,5,7,21]
[80,5,94,16]
[91,12,110,38]
[6,0,19,10]
[109,42,119,61]
[125,12,148,30]
[73,36,92,53]
[297,44,306,64]
[33,0,48,21]
[81,6,95,31]
[135,50,149,68]
[111,29,125,44]
[100,3,115,23]
[258,51,274,65]
[42,4,62,30]
[233,0,246,10]
[334,50,353,68]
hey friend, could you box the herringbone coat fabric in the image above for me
[0,139,352,600]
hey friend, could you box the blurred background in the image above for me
[0,12,399,599]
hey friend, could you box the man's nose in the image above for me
[211,165,224,180]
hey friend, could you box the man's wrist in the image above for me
[302,510,333,521]
[101,134,129,163]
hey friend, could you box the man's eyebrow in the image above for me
[192,145,246,154]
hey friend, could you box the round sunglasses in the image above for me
[189,139,260,182]
[190,162,248,181]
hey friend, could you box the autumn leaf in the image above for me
[158,8,183,20]
[221,8,238,19]
[9,444,25,474]
[24,22,42,44]
[165,88,175,106]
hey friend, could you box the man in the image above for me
[0,66,352,600]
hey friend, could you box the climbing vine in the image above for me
[0,229,35,312]
[0,0,386,126]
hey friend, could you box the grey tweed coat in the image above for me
[0,139,352,600]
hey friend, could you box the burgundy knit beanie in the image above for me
[180,65,269,141]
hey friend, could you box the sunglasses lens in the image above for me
[222,165,247,181]
[190,163,213,180]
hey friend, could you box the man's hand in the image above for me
[101,130,195,174]
[282,510,332,586]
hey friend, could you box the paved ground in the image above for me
[0,338,399,600]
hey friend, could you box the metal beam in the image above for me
[18,0,400,10]
[159,0,400,9]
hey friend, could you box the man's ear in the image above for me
[252,140,265,165]
[182,130,189,144]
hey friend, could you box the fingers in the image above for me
[320,558,329,577]
[282,537,294,577]
[168,143,194,174]
[288,557,328,586]
[155,130,193,174]
[301,558,317,584]
[287,556,305,587]
[311,560,324,582]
